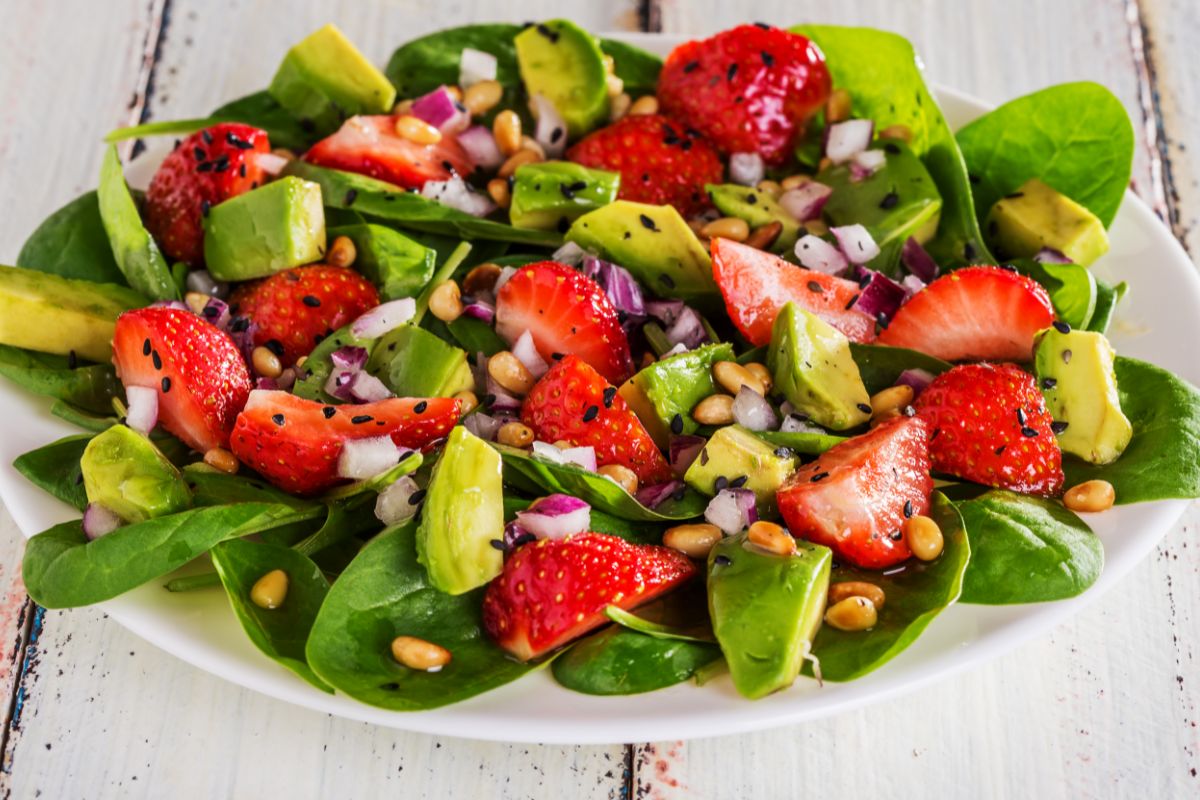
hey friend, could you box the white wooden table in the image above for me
[1,1,1198,796]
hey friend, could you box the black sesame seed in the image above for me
[414,401,428,414]
[409,489,427,505]
[1042,377,1058,389]
[857,403,872,414]
[699,447,710,466]
[995,444,1007,455]
[551,127,564,144]
[880,191,899,210]
[1051,420,1070,434]
[512,532,537,548]
[201,130,213,145]
[875,312,890,329]
[714,476,729,491]
[344,189,358,206]
[142,338,152,356]
[322,406,336,419]
[67,350,78,369]
[152,350,162,370]
[271,413,285,426]
[807,280,824,294]
[639,214,659,231]
[672,486,686,501]
[658,274,676,289]
[726,63,738,81]
[1021,426,1039,438]
[761,50,775,67]
[1004,191,1025,199]
[844,293,860,310]
[192,146,206,162]
[1052,320,1071,334]
[583,405,600,422]
[903,500,913,518]
[351,415,373,424]
[811,471,830,482]
[890,530,904,541]
[964,242,977,260]
[683,60,700,73]
[931,427,941,441]
[161,377,171,393]
[212,156,230,173]
[302,295,321,308]
[551,352,565,361]
[603,387,617,408]
[535,23,560,43]
[200,199,211,217]
[239,163,247,178]
[1016,408,1027,425]
[265,340,285,357]
[884,142,901,154]
[714,555,732,566]
[729,475,748,488]
[489,539,506,551]
[670,413,684,435]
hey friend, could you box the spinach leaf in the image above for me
[385,24,524,114]
[444,317,508,356]
[327,223,435,300]
[793,25,991,267]
[0,344,123,414]
[105,91,315,153]
[755,429,847,456]
[1013,259,1097,330]
[182,464,320,511]
[599,39,662,96]
[23,502,322,608]
[97,145,178,300]
[1063,357,1200,504]
[849,343,951,393]
[551,626,720,696]
[210,538,332,692]
[16,191,128,285]
[604,606,714,643]
[807,493,969,680]
[49,401,119,432]
[291,497,379,558]
[1087,279,1128,334]
[305,521,534,710]
[956,82,1134,229]
[955,490,1102,604]
[494,443,707,522]
[12,434,91,511]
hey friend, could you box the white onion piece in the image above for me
[124,385,159,435]
[421,177,497,217]
[780,413,826,434]
[185,269,228,298]
[464,412,504,441]
[350,298,416,339]
[560,446,597,472]
[901,274,927,297]
[253,152,290,176]
[852,149,886,175]
[831,224,881,265]
[531,440,566,463]
[348,372,393,403]
[529,93,567,158]
[82,502,123,540]
[337,436,401,480]
[457,126,504,169]
[732,386,778,432]
[778,181,832,222]
[552,241,587,266]
[493,266,519,293]
[704,489,754,535]
[459,47,498,87]
[729,152,765,186]
[795,234,849,274]
[512,330,549,379]
[659,343,689,360]
[375,476,423,525]
[516,504,591,541]
[825,119,874,164]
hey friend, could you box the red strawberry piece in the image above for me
[229,265,380,367]
[481,532,696,660]
[112,307,253,453]
[657,24,831,164]
[303,115,474,190]
[521,355,672,485]
[144,123,270,266]
[710,237,876,345]
[914,362,1064,496]
[495,260,633,385]
[229,390,461,495]
[565,114,723,217]
[878,266,1056,361]
[777,415,933,570]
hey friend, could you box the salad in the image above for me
[4,19,1198,708]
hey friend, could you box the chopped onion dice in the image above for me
[337,436,402,480]
[854,269,909,323]
[896,368,936,397]
[1034,247,1072,264]
[494,266,518,293]
[460,48,498,87]
[462,297,496,324]
[825,119,874,164]
[375,476,423,525]
[635,480,684,509]
[669,435,707,476]
[83,502,123,540]
[185,269,228,298]
[348,371,393,403]
[412,86,470,134]
[729,152,765,186]
[901,274,927,297]
[664,305,708,350]
[512,330,549,379]
[780,413,826,434]
[704,488,757,535]
[516,494,591,540]
[901,237,939,282]
[421,176,496,217]
[350,298,416,339]
[795,234,849,274]
[851,148,886,178]
[581,255,646,320]
[530,93,567,158]
[732,386,778,431]
[552,241,587,266]
[253,152,289,176]
[124,385,159,435]
[457,125,504,169]
[831,224,881,265]
[778,181,832,222]
[561,446,597,471]
[464,411,503,441]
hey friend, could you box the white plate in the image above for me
[1,33,1197,745]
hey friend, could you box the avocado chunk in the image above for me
[818,140,942,270]
[81,425,190,524]
[768,302,871,431]
[268,24,397,136]
[986,178,1110,266]
[327,223,435,300]
[510,161,620,231]
[416,426,505,594]
[0,265,145,362]
[203,177,326,281]
[365,324,474,398]
[708,532,832,699]
[624,342,735,446]
[684,425,796,512]
[706,184,801,252]
[567,201,717,311]
[514,20,609,138]
[1034,326,1132,464]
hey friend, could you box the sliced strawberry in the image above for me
[495,261,633,385]
[710,237,876,345]
[229,265,380,367]
[481,532,696,661]
[521,355,672,485]
[112,307,253,453]
[145,123,270,266]
[303,115,474,190]
[229,390,461,495]
[914,363,1064,496]
[777,415,933,570]
[878,266,1056,361]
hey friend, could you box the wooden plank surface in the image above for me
[0,0,1197,796]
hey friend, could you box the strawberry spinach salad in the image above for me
[5,20,1199,707]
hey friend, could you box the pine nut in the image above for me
[692,394,735,425]
[824,596,877,631]
[747,520,796,556]
[829,581,886,609]
[326,235,357,268]
[427,280,463,322]
[903,515,944,561]
[203,447,239,474]
[640,351,656,370]
[391,635,451,671]
[487,178,512,208]
[599,464,639,494]
[184,291,210,315]
[493,110,523,156]
[803,218,829,236]
[781,174,812,191]
[870,385,915,419]
[606,73,625,98]
[519,136,547,159]
[394,114,442,145]
[252,346,283,378]
[392,99,413,116]
[487,351,535,395]
[498,148,542,179]
[663,523,723,559]
[755,179,783,198]
[742,362,773,393]
[497,421,535,448]
[817,157,834,172]
[1063,480,1116,513]
[744,221,783,251]
[880,124,912,142]
[870,408,903,428]
[445,85,463,102]
[825,88,852,123]
[686,217,709,236]
[463,79,503,116]
[700,217,750,242]
[628,95,660,116]
[553,440,573,450]
[609,92,632,121]
[250,569,289,610]
[463,263,503,296]
[712,361,765,397]
[452,390,478,414]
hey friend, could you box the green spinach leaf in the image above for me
[182,464,320,511]
[16,191,128,285]
[1010,258,1097,330]
[552,626,720,696]
[1087,279,1128,334]
[599,39,662,96]
[0,344,123,414]
[97,145,178,300]
[105,91,315,153]
[12,434,91,511]
[849,343,951,393]
[604,605,714,643]
[754,429,847,456]
[385,24,524,112]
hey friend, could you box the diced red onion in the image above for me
[581,256,646,320]
[513,330,549,379]
[486,380,523,415]
[732,386,778,431]
[330,346,369,372]
[854,269,908,322]
[374,475,422,525]
[462,297,496,324]
[832,224,880,265]
[124,385,159,435]
[794,234,849,274]
[459,48,498,88]
[516,494,591,540]
[337,436,402,480]
[703,488,758,535]
[645,299,685,327]
[421,176,496,217]
[530,93,567,158]
[457,125,504,169]
[778,181,832,222]
[635,480,684,509]
[852,149,886,176]
[896,368,936,397]
[185,269,228,298]
[83,502,123,540]
[553,241,587,266]
[729,152,765,186]
[412,86,471,134]
[463,411,503,441]
[325,369,355,402]
[530,441,597,471]
[494,266,518,293]
[825,119,874,164]
[1034,247,1071,264]
[256,368,296,392]
[229,318,260,365]
[901,237,939,282]
[901,274,927,298]
[664,305,709,350]
[195,296,231,330]
[253,152,289,176]
[669,435,707,476]
[780,412,825,434]
[503,519,536,551]
[348,371,393,403]
[350,298,416,339]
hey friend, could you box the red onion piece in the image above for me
[896,368,936,397]
[664,305,709,350]
[794,234,849,274]
[83,502,123,540]
[513,330,549,379]
[420,177,496,217]
[464,411,504,441]
[901,274,927,298]
[732,386,778,431]
[185,269,228,298]
[852,149,886,176]
[901,237,939,282]
[825,119,874,164]
[412,86,470,134]
[348,371,393,403]
[635,480,684,509]
[337,435,401,480]
[503,519,536,551]
[1034,247,1071,264]
[660,343,688,360]
[831,224,881,265]
[581,255,646,320]
[780,412,825,434]
[196,296,231,330]
[124,385,159,435]
[669,435,707,476]
[854,269,908,322]
[350,298,416,340]
[457,125,504,169]
[531,441,597,471]
[462,298,496,324]
[704,488,758,535]
[516,494,591,540]
[375,475,422,525]
[460,48,498,87]
[553,242,587,266]
[645,299,685,326]
[729,152,765,186]
[778,181,832,222]
[529,93,567,158]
